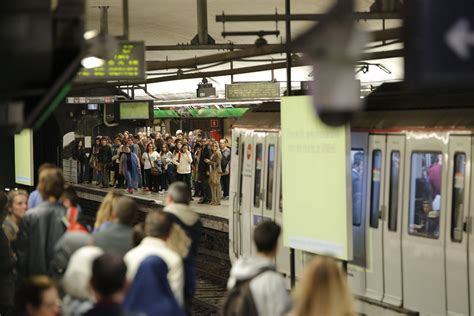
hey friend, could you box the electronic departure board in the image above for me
[116,100,153,120]
[76,41,145,82]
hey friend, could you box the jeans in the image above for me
[124,169,139,190]
[77,161,85,183]
[221,174,230,197]
[176,173,191,187]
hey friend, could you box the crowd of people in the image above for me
[0,162,355,316]
[75,129,231,206]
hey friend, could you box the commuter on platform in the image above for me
[93,196,137,257]
[17,167,67,277]
[3,189,28,243]
[124,210,185,307]
[120,145,140,194]
[0,192,16,316]
[142,142,159,193]
[15,276,61,316]
[93,191,122,233]
[27,163,56,209]
[291,256,355,316]
[89,137,101,185]
[97,137,112,188]
[123,256,185,316]
[164,182,202,310]
[220,138,231,200]
[173,142,193,187]
[111,137,123,188]
[61,246,103,316]
[73,140,87,184]
[84,254,131,316]
[198,138,212,204]
[160,143,174,191]
[205,141,222,206]
[224,221,291,316]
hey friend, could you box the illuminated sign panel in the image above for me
[76,41,145,82]
[281,96,352,261]
[117,101,153,120]
[15,129,34,186]
[225,82,280,100]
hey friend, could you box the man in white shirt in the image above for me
[124,210,184,307]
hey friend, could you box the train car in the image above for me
[228,95,474,315]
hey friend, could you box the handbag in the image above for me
[148,153,160,176]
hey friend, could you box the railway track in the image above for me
[192,267,228,315]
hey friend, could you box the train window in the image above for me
[254,143,263,207]
[266,144,275,210]
[369,150,382,228]
[408,152,442,239]
[351,150,364,226]
[388,151,401,232]
[451,153,466,242]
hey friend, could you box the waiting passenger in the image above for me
[123,256,185,316]
[84,254,130,316]
[93,196,137,257]
[124,210,185,307]
[93,191,122,233]
[0,192,16,316]
[173,142,193,187]
[120,145,140,194]
[164,182,202,311]
[3,189,28,243]
[15,276,61,316]
[61,246,103,316]
[291,256,355,316]
[205,141,222,206]
[27,163,56,209]
[17,167,67,277]
[224,221,291,316]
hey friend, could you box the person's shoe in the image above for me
[198,199,209,204]
[222,196,229,200]
[127,188,134,194]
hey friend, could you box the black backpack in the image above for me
[222,267,274,316]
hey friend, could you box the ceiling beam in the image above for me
[215,12,402,22]
[146,27,402,70]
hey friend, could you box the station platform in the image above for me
[71,183,229,232]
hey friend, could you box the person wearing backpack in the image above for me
[223,221,291,316]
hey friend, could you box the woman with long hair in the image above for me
[93,191,122,232]
[291,256,355,316]
[173,142,193,187]
[120,144,140,194]
[3,190,28,243]
[142,142,159,192]
[205,142,222,205]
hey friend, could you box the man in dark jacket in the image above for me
[198,138,212,204]
[98,136,113,188]
[0,192,16,316]
[164,182,202,313]
[16,167,67,278]
[93,196,137,257]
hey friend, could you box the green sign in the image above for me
[225,82,280,100]
[76,41,145,82]
[119,101,150,120]
[153,109,180,118]
[188,108,249,118]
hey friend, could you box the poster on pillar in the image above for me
[281,96,352,261]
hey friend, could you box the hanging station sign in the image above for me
[225,82,280,100]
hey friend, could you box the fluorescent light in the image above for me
[83,30,99,40]
[81,56,105,69]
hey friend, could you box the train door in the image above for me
[239,131,257,257]
[229,129,245,261]
[249,132,267,254]
[446,135,470,315]
[402,132,448,315]
[365,134,386,301]
[348,132,369,296]
[382,135,405,306]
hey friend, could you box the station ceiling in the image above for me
[83,0,403,99]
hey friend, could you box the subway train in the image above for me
[227,94,474,315]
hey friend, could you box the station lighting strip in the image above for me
[153,98,279,108]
